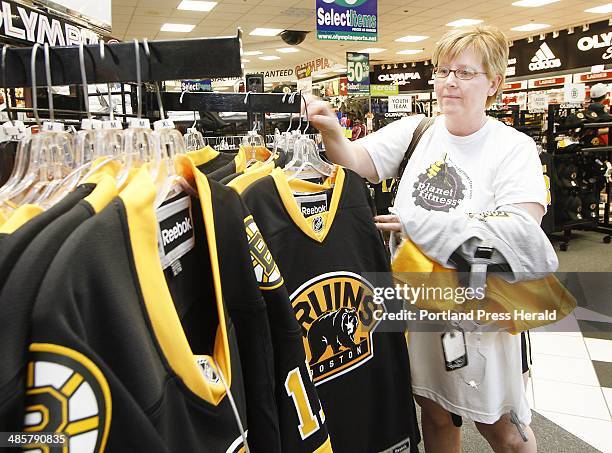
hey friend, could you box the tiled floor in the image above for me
[529,311,612,453]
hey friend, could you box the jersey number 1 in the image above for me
[285,366,325,440]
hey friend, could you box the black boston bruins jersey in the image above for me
[187,146,235,175]
[23,161,280,451]
[240,167,421,453]
[0,172,118,433]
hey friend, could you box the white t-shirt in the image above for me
[359,114,545,424]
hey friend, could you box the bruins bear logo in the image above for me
[290,272,382,385]
[308,307,359,364]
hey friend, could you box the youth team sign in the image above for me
[316,0,377,42]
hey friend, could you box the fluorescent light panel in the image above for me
[511,23,550,31]
[357,48,386,53]
[446,19,483,27]
[177,1,217,12]
[259,55,281,60]
[243,50,263,56]
[250,28,283,36]
[512,0,560,6]
[395,35,429,42]
[276,47,300,53]
[585,3,612,14]
[397,49,423,55]
[160,23,195,32]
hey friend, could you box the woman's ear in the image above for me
[489,74,502,97]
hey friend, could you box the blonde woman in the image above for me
[306,25,558,452]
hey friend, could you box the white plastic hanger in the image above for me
[180,90,206,151]
[284,94,334,181]
[115,39,160,189]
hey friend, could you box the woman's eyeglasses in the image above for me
[433,67,487,80]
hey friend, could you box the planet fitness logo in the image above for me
[412,157,470,212]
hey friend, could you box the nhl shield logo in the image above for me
[289,272,382,385]
[312,215,324,234]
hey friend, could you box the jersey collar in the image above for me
[271,166,345,243]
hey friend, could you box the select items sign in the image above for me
[316,0,377,42]
[388,95,412,112]
[180,80,212,92]
[346,52,370,94]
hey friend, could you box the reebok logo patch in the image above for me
[156,195,195,270]
[295,193,328,217]
[161,216,193,248]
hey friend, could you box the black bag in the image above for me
[391,116,435,204]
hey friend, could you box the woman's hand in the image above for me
[302,95,343,136]
[374,215,402,233]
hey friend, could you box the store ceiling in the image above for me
[111,0,609,73]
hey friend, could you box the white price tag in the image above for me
[102,120,123,130]
[153,119,175,131]
[528,92,549,113]
[128,118,151,129]
[42,121,65,132]
[563,83,586,103]
[81,118,103,131]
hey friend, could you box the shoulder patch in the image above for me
[24,343,112,452]
[244,215,284,290]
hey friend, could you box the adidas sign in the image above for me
[529,42,561,71]
[162,217,193,247]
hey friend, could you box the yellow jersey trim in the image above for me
[121,163,231,405]
[0,204,44,234]
[271,166,345,243]
[186,145,219,167]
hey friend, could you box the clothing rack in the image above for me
[2,34,243,88]
[157,92,302,114]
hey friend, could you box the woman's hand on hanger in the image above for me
[374,214,402,233]
[302,95,342,136]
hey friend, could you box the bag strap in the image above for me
[391,116,435,203]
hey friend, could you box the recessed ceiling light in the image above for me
[177,1,217,12]
[511,23,550,31]
[276,47,300,53]
[397,49,423,55]
[446,19,483,27]
[395,35,429,42]
[160,23,195,32]
[250,28,283,36]
[585,3,612,14]
[259,55,281,60]
[243,50,263,56]
[357,48,386,53]
[512,0,560,6]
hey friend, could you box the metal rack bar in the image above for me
[159,92,302,114]
[2,33,243,88]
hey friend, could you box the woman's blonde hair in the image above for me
[432,25,509,108]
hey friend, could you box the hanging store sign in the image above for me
[339,77,348,96]
[295,58,334,78]
[388,95,412,112]
[503,81,526,91]
[563,83,586,103]
[0,0,104,45]
[346,52,370,94]
[370,63,430,92]
[531,76,567,88]
[528,92,549,113]
[370,84,398,96]
[578,71,612,82]
[316,0,377,42]
[180,80,212,92]
[508,20,611,78]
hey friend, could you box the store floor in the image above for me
[451,230,612,452]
